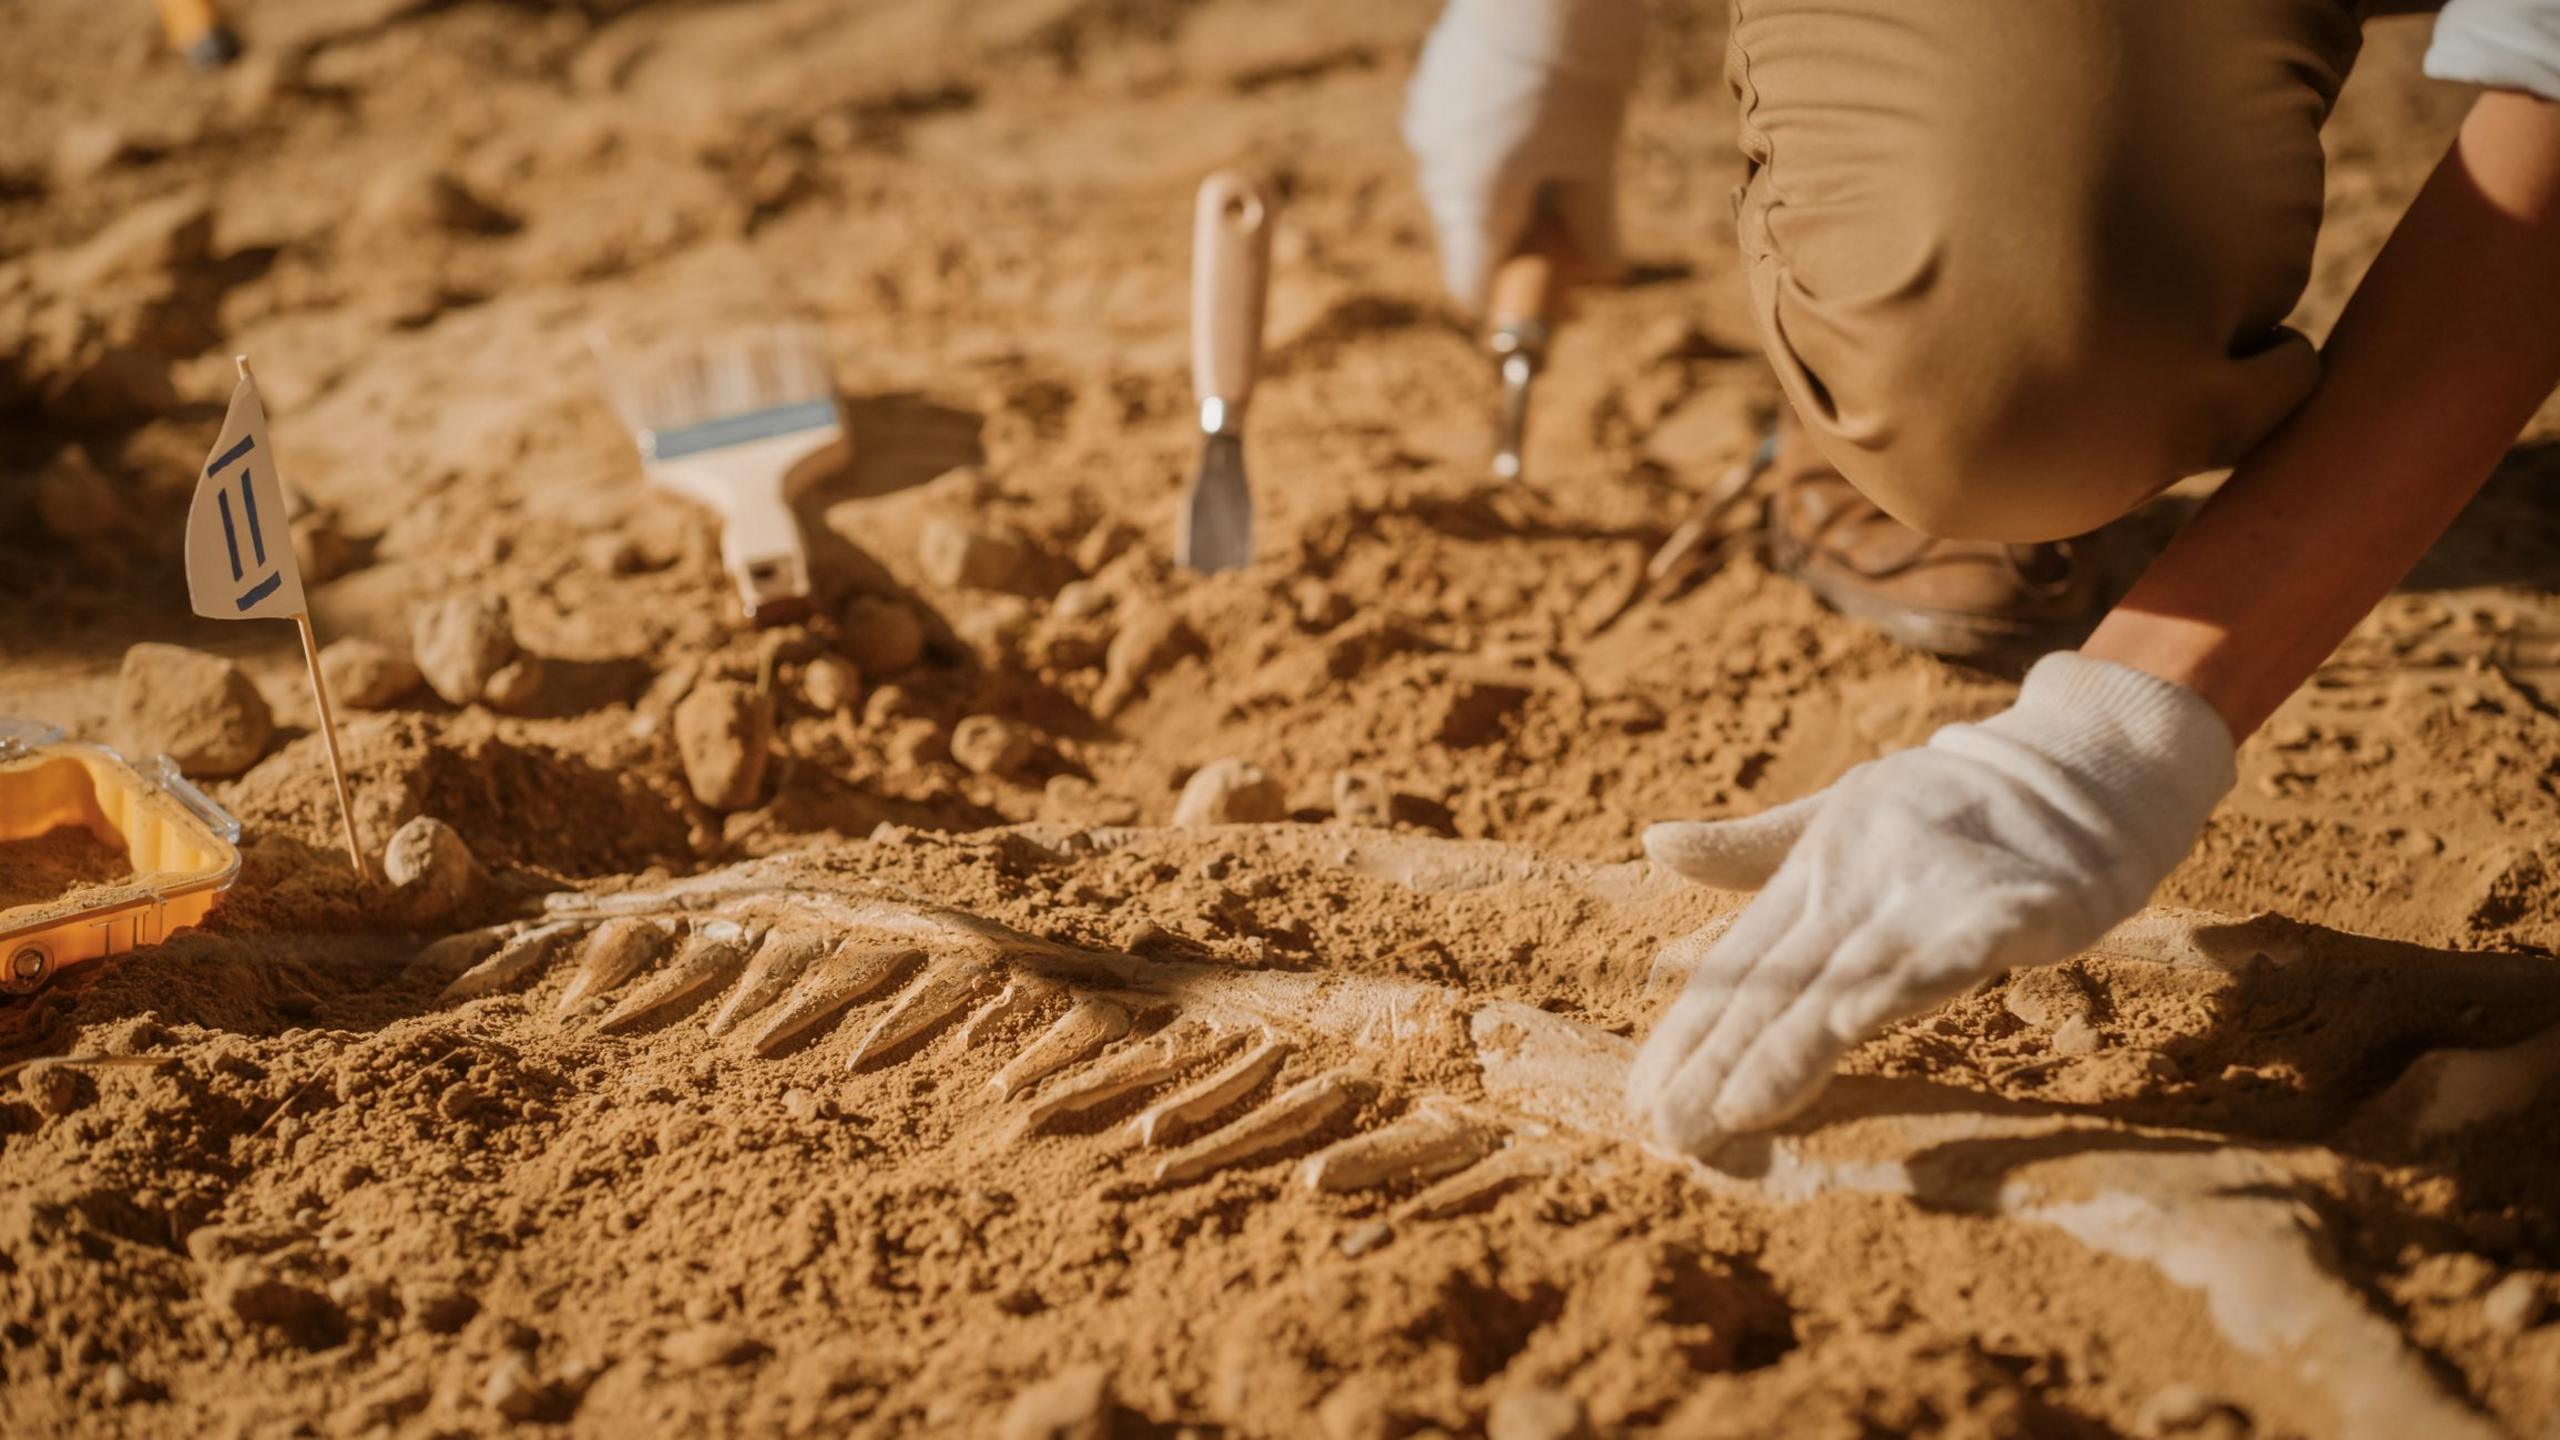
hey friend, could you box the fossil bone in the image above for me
[991,997,1131,1098]
[559,917,676,1014]
[597,922,752,1034]
[1299,1102,1497,1193]
[705,927,827,1039]
[440,921,584,1002]
[1133,1036,1290,1147]
[846,953,995,1069]
[1153,1072,1355,1186]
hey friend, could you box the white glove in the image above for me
[1626,654,2238,1156]
[1402,0,1642,307]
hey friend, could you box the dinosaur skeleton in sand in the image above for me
[410,828,2530,1440]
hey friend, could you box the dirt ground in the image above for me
[5,1,2560,1436]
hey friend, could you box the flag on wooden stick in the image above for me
[186,358,367,878]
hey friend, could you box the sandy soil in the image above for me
[4,2,2559,1436]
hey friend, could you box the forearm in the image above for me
[2085,89,2560,738]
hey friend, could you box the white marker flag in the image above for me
[186,369,306,621]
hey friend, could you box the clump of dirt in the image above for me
[0,825,134,912]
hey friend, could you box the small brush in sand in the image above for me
[594,322,841,626]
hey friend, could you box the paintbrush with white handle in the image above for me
[594,322,840,625]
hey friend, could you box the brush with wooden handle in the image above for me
[1176,170,1274,575]
[1488,198,1578,485]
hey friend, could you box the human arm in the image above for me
[2085,87,2560,734]
[1629,88,2560,1156]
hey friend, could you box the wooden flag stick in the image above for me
[293,609,366,879]
[233,356,365,880]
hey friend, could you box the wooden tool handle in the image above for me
[1490,202,1578,333]
[156,0,223,46]
[1191,170,1274,414]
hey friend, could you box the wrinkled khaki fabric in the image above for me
[1728,0,2379,541]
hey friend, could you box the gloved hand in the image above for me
[1402,0,1642,307]
[1626,653,2238,1156]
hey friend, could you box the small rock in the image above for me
[1095,604,1200,716]
[407,1282,479,1335]
[1173,759,1286,827]
[801,655,861,713]
[659,1323,765,1370]
[1338,1221,1393,1258]
[674,680,773,811]
[223,49,299,114]
[290,508,353,585]
[1488,1388,1590,1440]
[412,594,517,706]
[213,1261,348,1349]
[884,717,947,771]
[953,594,1037,656]
[1291,578,1351,631]
[482,654,547,713]
[113,643,273,777]
[2049,1017,2104,1056]
[863,684,926,728]
[52,123,133,185]
[342,1375,431,1430]
[1432,680,1530,748]
[437,1082,483,1124]
[483,1353,546,1421]
[841,596,927,675]
[1053,579,1112,621]
[1075,520,1138,574]
[328,1274,396,1320]
[359,164,517,237]
[1590,696,1666,733]
[2003,968,2095,1031]
[584,533,644,574]
[2482,1273,2546,1335]
[921,518,1041,593]
[1332,770,1393,827]
[951,715,1039,778]
[54,191,214,292]
[22,1061,84,1118]
[100,1362,149,1406]
[381,816,482,922]
[999,1362,1114,1440]
[2394,827,2443,860]
[781,1088,819,1122]
[183,1222,300,1267]
[320,638,421,709]
[34,452,131,538]
[1316,1378,1398,1440]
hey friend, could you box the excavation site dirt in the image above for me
[6,1,2560,1436]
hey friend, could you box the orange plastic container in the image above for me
[1,718,241,996]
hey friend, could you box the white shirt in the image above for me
[2428,0,2560,102]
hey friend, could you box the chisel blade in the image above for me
[1176,430,1253,574]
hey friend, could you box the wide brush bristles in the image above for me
[592,321,838,439]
